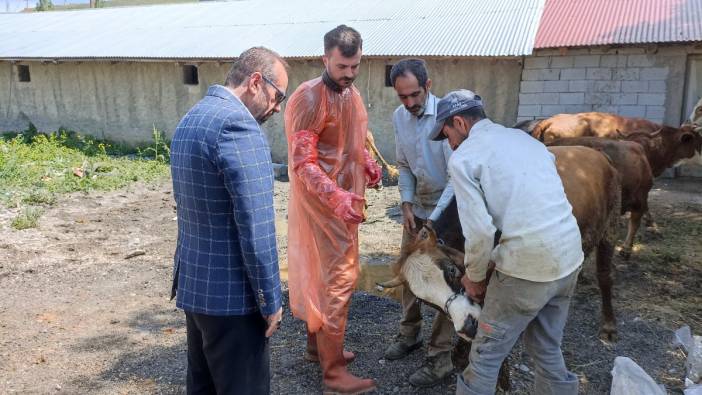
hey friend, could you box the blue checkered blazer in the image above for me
[170,85,282,316]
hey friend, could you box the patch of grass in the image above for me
[22,189,57,206]
[0,125,170,207]
[11,207,44,230]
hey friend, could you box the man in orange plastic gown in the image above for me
[285,25,381,395]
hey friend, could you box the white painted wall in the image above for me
[1,57,523,164]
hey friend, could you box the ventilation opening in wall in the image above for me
[183,65,199,85]
[385,65,394,87]
[17,65,30,82]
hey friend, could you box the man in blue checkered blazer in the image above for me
[170,47,289,395]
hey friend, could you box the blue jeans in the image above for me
[456,268,581,395]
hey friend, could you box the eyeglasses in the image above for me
[261,74,287,105]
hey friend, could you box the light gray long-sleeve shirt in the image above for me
[448,119,584,283]
[393,93,454,221]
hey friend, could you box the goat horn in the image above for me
[650,129,662,137]
[375,276,404,290]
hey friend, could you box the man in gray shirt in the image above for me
[430,90,582,395]
[384,58,455,388]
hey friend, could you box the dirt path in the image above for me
[0,178,700,394]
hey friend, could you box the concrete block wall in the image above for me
[518,50,668,123]
[516,45,702,126]
[517,45,702,177]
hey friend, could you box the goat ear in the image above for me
[681,132,694,144]
[417,226,438,251]
[440,246,466,272]
[417,225,430,241]
[418,225,438,245]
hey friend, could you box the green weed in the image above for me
[0,126,170,207]
[11,207,44,230]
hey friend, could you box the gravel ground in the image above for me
[0,177,700,394]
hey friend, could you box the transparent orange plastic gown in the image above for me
[285,77,375,335]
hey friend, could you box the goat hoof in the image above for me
[599,324,618,342]
[452,339,471,372]
[645,226,662,237]
[618,249,632,259]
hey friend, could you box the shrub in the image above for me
[11,207,43,230]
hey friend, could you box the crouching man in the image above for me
[428,90,584,395]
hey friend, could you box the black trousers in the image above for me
[185,311,270,395]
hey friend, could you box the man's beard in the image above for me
[337,76,355,85]
[406,104,425,117]
[326,69,355,86]
[251,103,274,124]
[256,111,273,124]
[252,91,274,124]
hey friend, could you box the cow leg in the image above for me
[596,240,617,341]
[619,210,642,259]
[643,210,660,234]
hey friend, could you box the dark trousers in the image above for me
[185,311,270,395]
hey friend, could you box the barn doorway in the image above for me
[684,55,702,122]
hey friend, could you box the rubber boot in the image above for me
[317,329,376,394]
[305,330,355,364]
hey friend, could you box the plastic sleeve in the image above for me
[291,130,357,218]
[362,148,382,187]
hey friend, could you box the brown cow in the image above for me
[531,112,702,232]
[531,112,702,177]
[379,146,621,342]
[547,137,653,259]
[532,112,657,140]
[619,126,701,177]
[512,119,544,135]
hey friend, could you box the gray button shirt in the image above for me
[393,93,454,221]
[449,119,584,282]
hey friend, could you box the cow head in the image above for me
[663,124,702,167]
[377,226,481,341]
[626,125,702,170]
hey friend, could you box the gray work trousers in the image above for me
[456,267,582,395]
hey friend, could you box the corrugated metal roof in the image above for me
[0,0,545,60]
[3,0,30,13]
[535,0,702,48]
